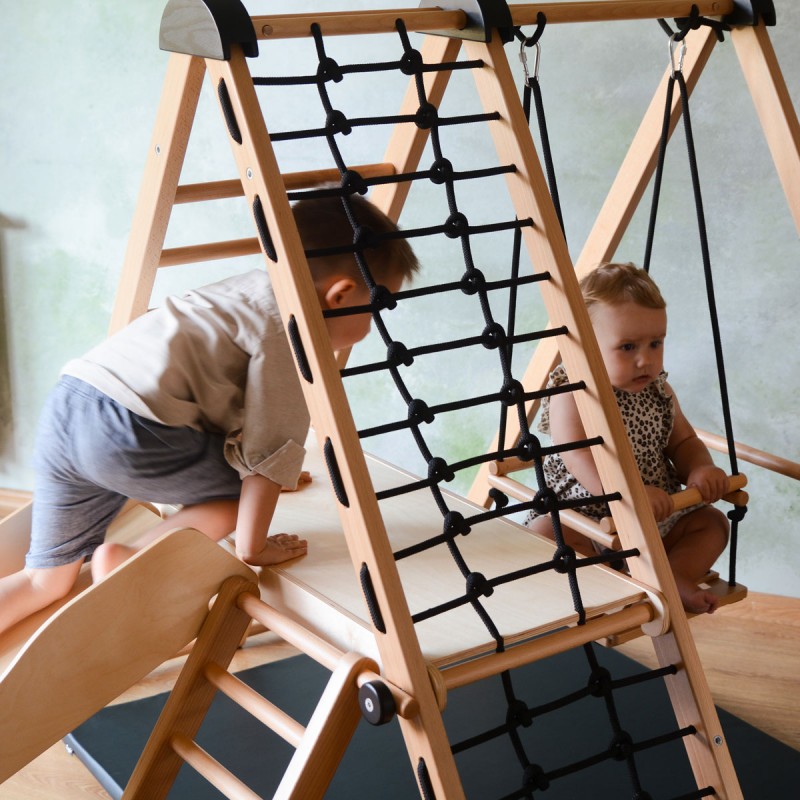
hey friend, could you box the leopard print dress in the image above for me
[525,364,700,537]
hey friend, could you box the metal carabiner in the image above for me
[669,32,687,78]
[518,37,541,85]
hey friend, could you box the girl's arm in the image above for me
[548,391,604,496]
[665,384,728,503]
[550,391,672,520]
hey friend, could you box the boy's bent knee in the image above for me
[26,560,83,602]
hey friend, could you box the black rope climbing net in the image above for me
[242,17,717,800]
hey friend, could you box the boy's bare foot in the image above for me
[675,574,719,615]
[240,533,308,567]
[91,542,137,582]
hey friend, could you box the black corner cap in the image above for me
[419,0,514,44]
[160,0,259,60]
[724,1,776,26]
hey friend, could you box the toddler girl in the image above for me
[526,262,730,614]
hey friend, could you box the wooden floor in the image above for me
[1,592,797,799]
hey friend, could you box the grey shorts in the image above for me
[28,376,241,568]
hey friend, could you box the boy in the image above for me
[0,195,419,635]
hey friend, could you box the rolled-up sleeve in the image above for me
[224,326,310,488]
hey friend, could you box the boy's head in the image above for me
[292,195,419,349]
[580,263,668,393]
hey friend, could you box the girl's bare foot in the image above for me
[91,542,137,582]
[675,574,719,615]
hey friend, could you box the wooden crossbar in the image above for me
[254,2,736,40]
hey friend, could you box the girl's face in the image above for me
[588,300,667,393]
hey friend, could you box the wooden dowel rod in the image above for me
[600,473,748,533]
[696,428,800,481]
[489,456,532,477]
[255,9,468,39]
[357,670,419,720]
[237,593,344,671]
[204,662,305,747]
[159,237,261,267]
[487,474,619,548]
[441,602,653,691]
[510,1,734,25]
[171,734,260,800]
[253,2,734,40]
[174,162,397,204]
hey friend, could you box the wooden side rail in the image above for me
[696,428,800,481]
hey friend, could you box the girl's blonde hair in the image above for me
[579,262,666,311]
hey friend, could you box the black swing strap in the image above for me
[643,11,745,587]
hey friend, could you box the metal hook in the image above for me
[519,37,541,85]
[669,32,686,77]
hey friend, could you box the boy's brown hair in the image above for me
[580,262,666,311]
[292,195,419,286]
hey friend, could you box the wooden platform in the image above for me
[263,436,656,671]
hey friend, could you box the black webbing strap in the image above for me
[644,15,743,586]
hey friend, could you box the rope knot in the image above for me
[500,379,524,406]
[507,699,533,728]
[318,56,343,82]
[353,224,378,249]
[489,488,508,509]
[517,433,542,462]
[553,544,576,574]
[466,571,493,599]
[482,322,507,350]
[407,398,434,425]
[341,169,368,195]
[326,109,351,135]
[443,510,470,538]
[531,486,556,514]
[370,284,397,311]
[430,157,454,185]
[427,456,454,484]
[444,211,469,239]
[587,666,612,697]
[387,341,414,368]
[460,267,485,295]
[522,764,549,791]
[727,505,747,523]
[400,48,424,75]
[609,731,634,761]
[415,102,438,130]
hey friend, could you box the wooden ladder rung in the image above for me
[174,162,397,204]
[159,237,261,268]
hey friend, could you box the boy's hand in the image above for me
[238,533,308,567]
[281,471,312,492]
[686,464,728,504]
[644,484,672,521]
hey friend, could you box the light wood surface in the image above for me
[263,436,654,670]
[0,528,256,783]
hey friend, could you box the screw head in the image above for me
[713,735,724,746]
[246,168,253,180]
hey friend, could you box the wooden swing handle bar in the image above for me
[598,472,748,533]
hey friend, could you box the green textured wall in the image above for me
[1,1,798,597]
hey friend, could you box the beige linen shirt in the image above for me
[63,270,309,489]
